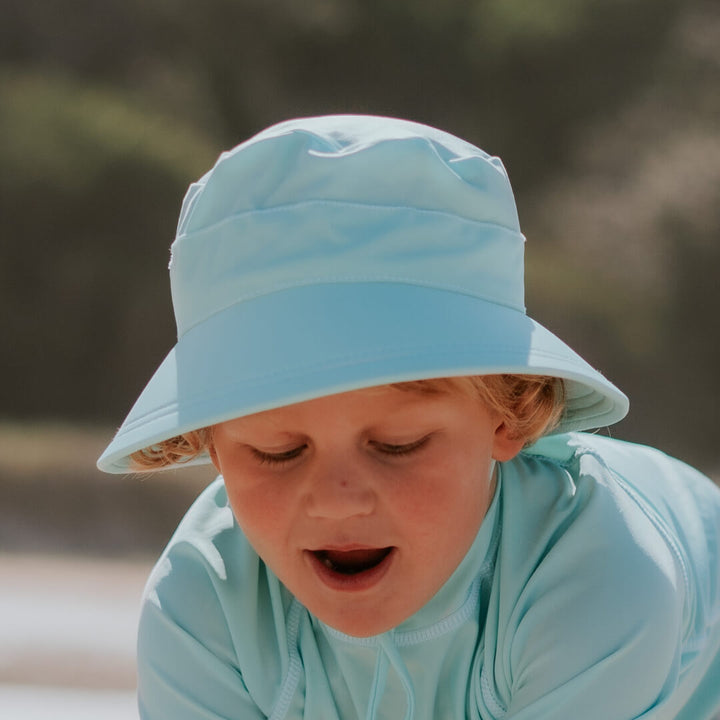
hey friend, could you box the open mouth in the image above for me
[314,547,394,575]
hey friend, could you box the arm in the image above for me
[500,548,683,720]
[137,553,268,720]
[482,448,689,720]
[136,477,289,720]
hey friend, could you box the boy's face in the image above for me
[211,384,522,637]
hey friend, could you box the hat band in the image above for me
[170,201,526,338]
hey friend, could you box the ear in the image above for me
[491,422,525,462]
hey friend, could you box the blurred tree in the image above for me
[0,0,683,181]
[0,70,217,418]
[523,0,720,468]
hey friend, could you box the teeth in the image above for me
[322,556,336,570]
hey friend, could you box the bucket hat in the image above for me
[98,115,628,473]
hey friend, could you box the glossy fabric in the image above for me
[138,434,720,719]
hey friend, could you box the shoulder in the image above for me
[500,432,703,612]
[484,433,720,717]
[498,433,687,615]
[139,476,292,716]
[485,435,693,716]
[518,432,720,624]
[513,431,719,555]
[148,475,246,580]
[143,474,292,644]
[143,477,255,623]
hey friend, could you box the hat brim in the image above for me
[97,283,628,473]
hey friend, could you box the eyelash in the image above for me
[251,445,307,466]
[371,435,431,457]
[250,436,430,465]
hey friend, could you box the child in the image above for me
[98,116,720,720]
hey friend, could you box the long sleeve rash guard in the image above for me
[137,433,720,720]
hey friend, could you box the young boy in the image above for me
[98,116,720,719]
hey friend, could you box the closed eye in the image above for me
[251,444,307,465]
[370,435,431,457]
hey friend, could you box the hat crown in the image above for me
[169,115,526,338]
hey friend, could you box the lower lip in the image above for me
[305,548,396,592]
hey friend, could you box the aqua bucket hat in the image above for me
[98,115,628,473]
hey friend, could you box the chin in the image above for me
[315,603,411,638]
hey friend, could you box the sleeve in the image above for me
[501,536,683,720]
[487,452,688,720]
[137,550,268,720]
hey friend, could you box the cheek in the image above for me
[224,478,288,551]
[398,454,491,535]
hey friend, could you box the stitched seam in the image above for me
[481,669,507,719]
[610,469,692,606]
[394,577,482,646]
[567,443,694,621]
[522,442,693,603]
[177,278,526,336]
[268,600,303,720]
[320,575,478,648]
[321,579,481,647]
[177,198,521,238]
[576,445,692,605]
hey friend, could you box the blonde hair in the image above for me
[130,374,565,471]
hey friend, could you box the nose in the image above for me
[304,459,376,519]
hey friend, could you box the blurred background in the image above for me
[1,0,718,715]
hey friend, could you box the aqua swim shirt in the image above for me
[137,433,720,719]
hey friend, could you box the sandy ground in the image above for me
[0,552,152,718]
[0,422,211,718]
[0,685,137,719]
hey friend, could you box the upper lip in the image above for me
[307,543,392,552]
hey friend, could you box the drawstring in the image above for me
[380,635,415,720]
[365,633,416,720]
[365,645,389,720]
